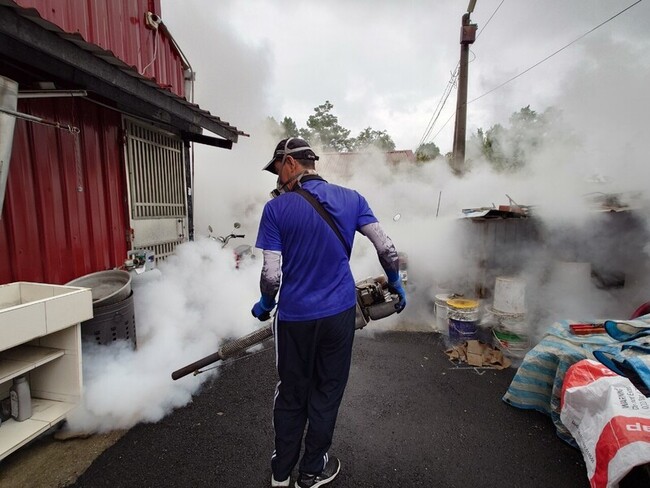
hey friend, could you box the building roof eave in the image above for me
[0,3,247,142]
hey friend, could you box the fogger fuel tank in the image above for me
[354,275,400,329]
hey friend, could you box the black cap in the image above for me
[263,137,319,174]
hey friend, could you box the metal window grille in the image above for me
[125,119,186,219]
[140,239,183,262]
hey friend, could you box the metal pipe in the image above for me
[171,324,273,380]
[0,106,79,133]
[18,90,87,99]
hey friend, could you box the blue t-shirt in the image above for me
[255,179,377,321]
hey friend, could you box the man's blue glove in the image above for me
[385,270,406,313]
[251,294,276,321]
[388,279,407,313]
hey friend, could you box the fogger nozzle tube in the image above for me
[171,324,273,380]
[171,275,400,381]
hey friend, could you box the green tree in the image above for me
[509,105,540,128]
[415,142,441,162]
[304,100,352,152]
[352,127,396,151]
[470,124,508,171]
[470,105,562,173]
[271,100,399,155]
[265,116,300,139]
[280,117,300,138]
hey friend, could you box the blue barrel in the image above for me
[447,298,479,344]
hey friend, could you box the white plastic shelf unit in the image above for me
[0,282,92,461]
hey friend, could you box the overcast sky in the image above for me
[162,0,649,153]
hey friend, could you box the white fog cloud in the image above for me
[66,0,650,431]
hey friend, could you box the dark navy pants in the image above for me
[271,306,356,480]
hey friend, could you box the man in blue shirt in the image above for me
[251,137,406,488]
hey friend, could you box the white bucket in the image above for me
[493,276,526,314]
[490,308,528,335]
[493,328,530,359]
[433,294,451,335]
[490,308,530,359]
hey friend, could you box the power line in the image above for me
[429,0,644,143]
[430,111,456,143]
[474,0,505,41]
[468,0,644,104]
[417,64,459,148]
[419,0,506,147]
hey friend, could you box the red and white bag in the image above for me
[560,359,650,488]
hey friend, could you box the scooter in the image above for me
[208,222,255,269]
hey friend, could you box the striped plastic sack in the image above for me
[560,359,650,488]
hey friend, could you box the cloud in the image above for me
[163,0,650,154]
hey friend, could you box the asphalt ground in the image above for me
[69,331,589,488]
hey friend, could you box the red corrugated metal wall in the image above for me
[13,0,185,98]
[0,98,129,285]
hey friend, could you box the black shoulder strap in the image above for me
[294,188,351,257]
[298,174,326,184]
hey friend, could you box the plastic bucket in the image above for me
[489,306,530,357]
[493,276,526,314]
[433,294,451,334]
[447,298,479,343]
[493,328,529,358]
[489,307,528,335]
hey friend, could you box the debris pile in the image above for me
[446,340,511,369]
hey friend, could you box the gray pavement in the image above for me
[70,331,588,487]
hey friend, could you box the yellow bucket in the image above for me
[447,299,480,343]
[447,298,479,310]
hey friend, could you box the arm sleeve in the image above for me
[260,250,281,297]
[359,222,400,282]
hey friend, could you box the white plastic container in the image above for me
[10,375,32,421]
[434,294,451,334]
[490,308,530,360]
[493,276,526,314]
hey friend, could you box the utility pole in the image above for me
[451,0,478,174]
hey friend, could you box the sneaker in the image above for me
[271,474,291,487]
[295,456,341,488]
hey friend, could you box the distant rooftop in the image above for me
[318,149,416,178]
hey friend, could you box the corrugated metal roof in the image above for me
[12,1,186,95]
[1,0,247,139]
